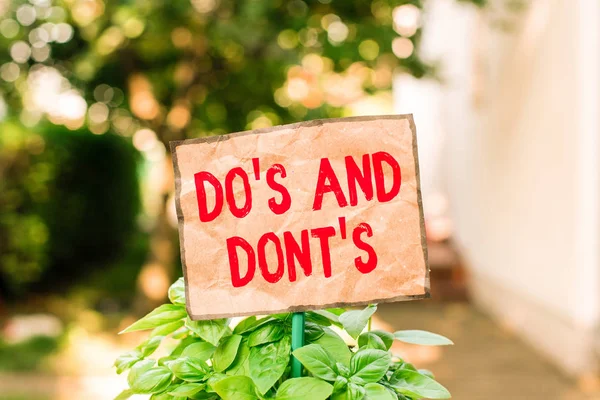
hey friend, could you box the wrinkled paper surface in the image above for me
[171,115,429,320]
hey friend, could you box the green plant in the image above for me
[115,279,453,400]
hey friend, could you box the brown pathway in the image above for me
[376,302,600,400]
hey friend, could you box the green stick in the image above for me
[291,311,305,377]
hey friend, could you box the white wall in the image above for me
[398,0,600,375]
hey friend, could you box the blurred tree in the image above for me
[0,0,484,302]
[0,123,142,298]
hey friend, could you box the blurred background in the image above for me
[0,0,599,399]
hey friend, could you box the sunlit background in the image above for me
[1,0,599,399]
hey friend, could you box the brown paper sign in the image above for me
[171,115,429,320]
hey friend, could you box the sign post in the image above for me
[291,312,305,377]
[170,114,429,321]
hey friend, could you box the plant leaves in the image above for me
[333,375,348,393]
[182,342,217,361]
[275,377,333,400]
[304,322,325,341]
[310,326,352,366]
[336,362,351,377]
[226,339,251,376]
[332,382,365,400]
[247,322,285,347]
[166,357,210,382]
[393,330,453,346]
[168,382,205,397]
[419,369,435,379]
[138,335,164,357]
[151,319,185,337]
[306,311,333,326]
[114,350,142,374]
[172,326,190,339]
[206,372,228,392]
[397,362,417,372]
[168,277,186,305]
[365,383,396,400]
[389,369,451,399]
[292,344,338,381]
[169,336,197,357]
[120,304,187,333]
[313,309,342,324]
[213,334,243,372]
[350,349,391,384]
[233,316,274,334]
[348,382,366,400]
[249,335,291,394]
[150,393,177,400]
[339,305,377,339]
[186,318,229,346]
[358,332,387,351]
[127,360,173,394]
[368,330,394,350]
[213,375,259,400]
[190,391,219,399]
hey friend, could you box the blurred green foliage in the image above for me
[0,0,484,299]
[0,335,60,371]
[0,123,142,298]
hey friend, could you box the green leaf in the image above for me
[166,357,210,381]
[349,382,366,400]
[190,392,219,400]
[186,318,229,346]
[310,326,352,366]
[170,336,198,357]
[151,319,185,337]
[389,369,451,399]
[182,342,217,361]
[226,339,251,376]
[397,362,417,372]
[138,335,164,357]
[247,322,284,347]
[213,375,259,400]
[336,362,351,377]
[276,377,333,400]
[327,308,347,316]
[339,305,377,339]
[365,383,396,400]
[149,393,174,400]
[333,375,348,393]
[393,330,453,346]
[233,316,273,334]
[168,382,205,397]
[249,335,291,394]
[114,350,143,374]
[419,369,435,379]
[172,326,190,339]
[114,389,134,400]
[350,349,391,384]
[367,330,394,350]
[306,311,333,326]
[213,334,243,372]
[168,277,186,305]
[332,382,365,400]
[127,360,173,394]
[292,344,338,381]
[358,332,387,351]
[305,322,325,341]
[120,304,187,333]
[206,372,228,392]
[313,309,342,324]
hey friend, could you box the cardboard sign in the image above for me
[171,115,429,320]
